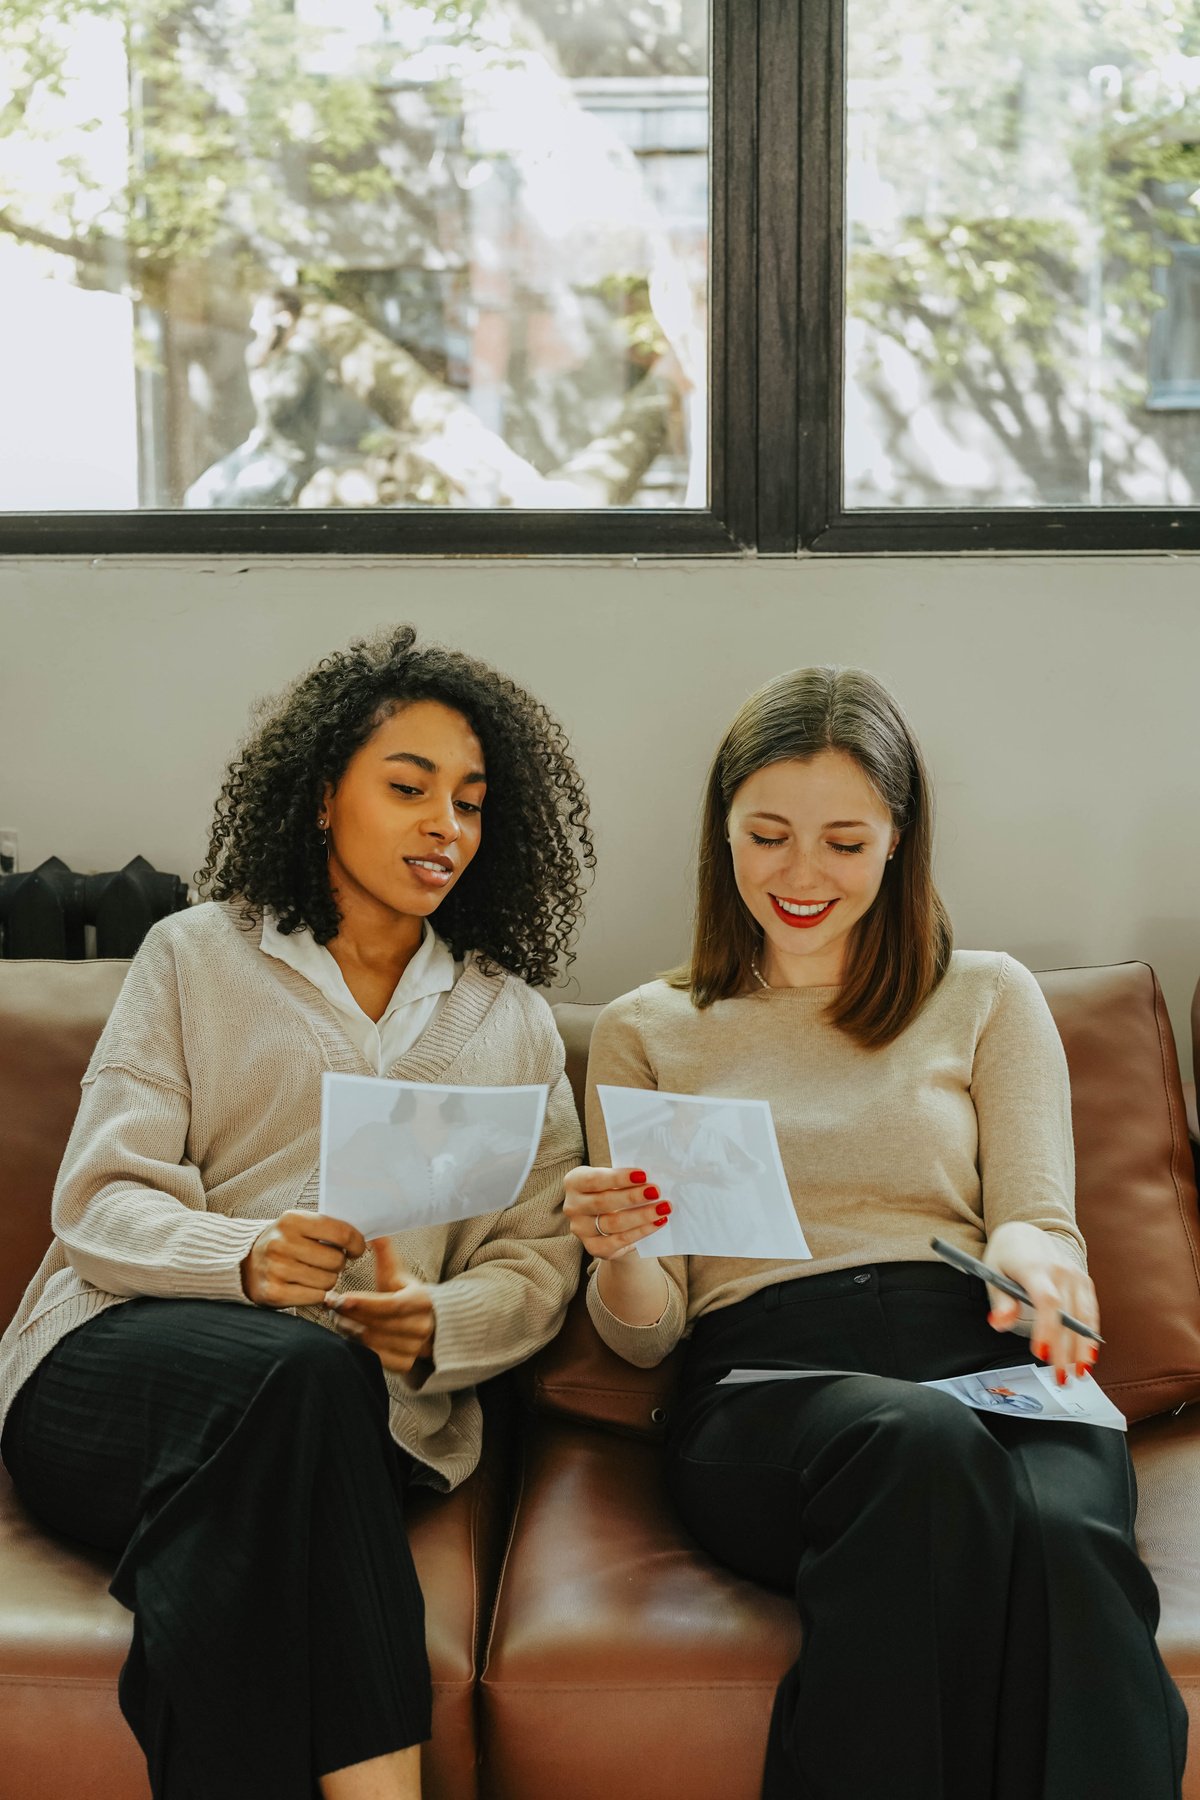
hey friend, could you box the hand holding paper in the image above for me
[319,1073,548,1239]
[596,1085,811,1259]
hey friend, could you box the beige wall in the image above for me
[1,552,1196,1075]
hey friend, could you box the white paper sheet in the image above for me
[717,1361,1127,1431]
[319,1073,548,1239]
[596,1085,811,1260]
[923,1363,1127,1430]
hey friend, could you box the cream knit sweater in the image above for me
[586,952,1085,1368]
[0,902,584,1489]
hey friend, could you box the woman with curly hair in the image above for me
[0,626,592,1800]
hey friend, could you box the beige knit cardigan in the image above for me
[0,902,584,1489]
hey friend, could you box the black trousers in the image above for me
[666,1262,1187,1800]
[0,1300,432,1799]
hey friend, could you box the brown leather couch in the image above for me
[4,958,1200,1797]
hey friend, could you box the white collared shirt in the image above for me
[260,912,461,1075]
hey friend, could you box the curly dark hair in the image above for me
[197,626,594,987]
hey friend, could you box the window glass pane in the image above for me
[845,1,1200,508]
[0,1,708,512]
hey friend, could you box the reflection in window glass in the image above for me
[0,1,708,512]
[845,1,1200,508]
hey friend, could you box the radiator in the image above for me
[0,856,189,959]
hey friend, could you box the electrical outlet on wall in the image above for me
[0,829,18,874]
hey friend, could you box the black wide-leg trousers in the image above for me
[666,1262,1187,1800]
[0,1300,432,1799]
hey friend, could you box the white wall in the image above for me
[1,552,1197,1075]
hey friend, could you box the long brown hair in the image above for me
[673,666,952,1047]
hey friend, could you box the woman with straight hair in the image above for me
[0,625,591,1800]
[563,666,1186,1799]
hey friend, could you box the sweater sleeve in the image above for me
[973,955,1086,1271]
[583,990,688,1368]
[51,927,265,1301]
[416,1047,585,1396]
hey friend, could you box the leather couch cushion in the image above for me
[0,1449,503,1800]
[546,964,1200,1431]
[483,1409,1200,1800]
[0,959,130,1326]
[1037,964,1200,1422]
[481,1419,797,1800]
[1134,1408,1200,1692]
[525,1277,682,1439]
[0,1466,149,1800]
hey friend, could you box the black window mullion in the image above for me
[797,0,840,550]
[755,0,802,553]
[710,0,757,550]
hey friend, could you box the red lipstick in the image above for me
[770,896,837,929]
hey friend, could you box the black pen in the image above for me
[929,1237,1105,1346]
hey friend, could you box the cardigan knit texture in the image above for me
[0,902,584,1489]
[585,951,1085,1368]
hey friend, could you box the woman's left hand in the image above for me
[984,1221,1100,1383]
[324,1237,436,1374]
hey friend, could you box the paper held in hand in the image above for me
[596,1084,812,1260]
[319,1072,548,1240]
[717,1361,1127,1431]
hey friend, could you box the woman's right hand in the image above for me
[241,1211,367,1308]
[563,1166,671,1260]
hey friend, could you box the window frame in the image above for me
[7,0,1200,556]
[0,0,784,558]
[801,0,1200,554]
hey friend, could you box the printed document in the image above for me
[319,1072,547,1239]
[596,1084,812,1260]
[717,1361,1126,1431]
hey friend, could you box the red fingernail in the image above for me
[1076,1362,1088,1378]
[655,1202,671,1216]
[654,1217,668,1228]
[630,1171,647,1184]
[1034,1343,1050,1361]
[1056,1369,1068,1386]
[643,1186,660,1200]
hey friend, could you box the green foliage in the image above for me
[0,0,465,293]
[583,272,669,365]
[0,0,705,301]
[846,0,1200,409]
